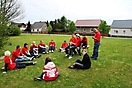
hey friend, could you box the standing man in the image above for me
[91,28,101,60]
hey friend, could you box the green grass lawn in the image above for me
[0,34,132,88]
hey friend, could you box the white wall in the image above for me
[109,28,132,36]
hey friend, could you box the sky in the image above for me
[18,0,132,25]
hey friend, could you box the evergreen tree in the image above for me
[25,21,31,32]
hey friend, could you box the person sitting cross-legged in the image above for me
[2,51,37,74]
[38,40,48,54]
[49,40,56,53]
[34,57,59,81]
[59,40,68,52]
[68,49,91,69]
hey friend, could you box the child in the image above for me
[38,40,48,54]
[34,57,59,81]
[49,40,56,53]
[3,51,37,73]
[59,40,68,52]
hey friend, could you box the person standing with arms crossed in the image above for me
[91,28,101,60]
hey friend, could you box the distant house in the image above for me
[109,20,132,37]
[11,22,26,31]
[31,21,47,33]
[75,19,101,34]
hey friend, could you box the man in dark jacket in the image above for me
[68,49,91,69]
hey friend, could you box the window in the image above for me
[123,30,126,34]
[83,29,86,32]
[76,29,79,32]
[37,29,39,32]
[114,30,118,34]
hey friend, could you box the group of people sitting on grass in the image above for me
[2,33,91,81]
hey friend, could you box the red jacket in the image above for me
[49,42,56,46]
[61,42,68,48]
[30,44,37,50]
[4,56,16,70]
[82,37,88,45]
[76,37,82,47]
[38,43,46,50]
[94,31,101,42]
[69,37,77,46]
[22,47,28,54]
[12,49,21,62]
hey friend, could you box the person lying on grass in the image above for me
[68,49,91,69]
[34,57,59,81]
[2,51,37,74]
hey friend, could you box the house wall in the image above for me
[76,27,93,33]
[41,23,48,32]
[109,28,132,36]
[31,28,42,32]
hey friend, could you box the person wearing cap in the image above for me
[76,34,82,56]
[38,40,48,54]
[59,40,68,52]
[91,28,101,60]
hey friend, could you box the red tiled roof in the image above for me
[75,19,101,27]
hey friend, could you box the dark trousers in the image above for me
[15,62,34,69]
[74,59,84,69]
[92,42,100,59]
[65,45,77,56]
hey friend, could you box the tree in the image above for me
[25,21,31,32]
[68,21,76,33]
[0,0,24,24]
[98,20,110,34]
[47,24,52,35]
[60,16,67,31]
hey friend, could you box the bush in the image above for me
[8,26,21,36]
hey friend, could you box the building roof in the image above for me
[32,21,46,29]
[75,19,101,27]
[111,20,132,29]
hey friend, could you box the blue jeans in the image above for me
[40,48,47,53]
[15,57,31,62]
[49,46,55,51]
[77,46,81,55]
[92,42,100,59]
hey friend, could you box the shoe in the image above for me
[90,56,94,58]
[34,78,42,81]
[30,56,34,60]
[65,54,68,57]
[49,50,51,53]
[42,52,45,54]
[33,61,37,65]
[37,55,41,58]
[69,56,72,59]
[1,67,5,70]
[46,52,49,54]
[92,58,97,60]
[51,50,54,53]
[68,66,74,69]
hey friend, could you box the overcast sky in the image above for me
[19,0,132,25]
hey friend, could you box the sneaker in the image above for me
[33,61,37,65]
[49,50,51,53]
[51,50,54,53]
[65,54,68,57]
[34,78,42,81]
[69,56,72,59]
[42,52,45,54]
[1,67,5,70]
[68,66,74,69]
[30,56,34,61]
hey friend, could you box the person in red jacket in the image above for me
[29,41,39,57]
[81,34,88,49]
[91,28,101,60]
[38,40,48,54]
[2,51,37,74]
[59,40,68,52]
[76,34,82,56]
[34,57,59,81]
[65,34,77,59]
[49,40,56,53]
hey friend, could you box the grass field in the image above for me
[0,34,132,88]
